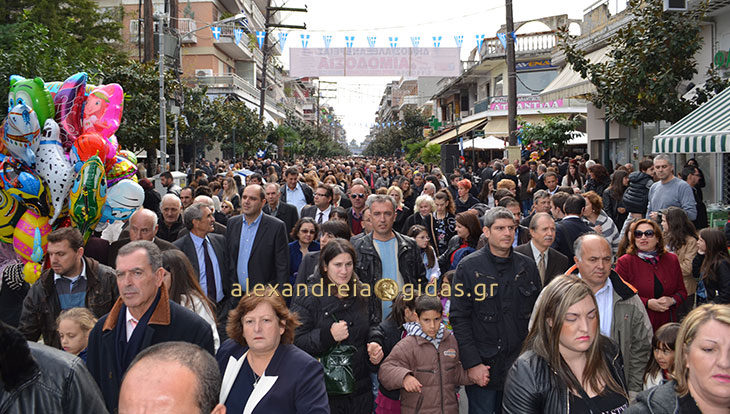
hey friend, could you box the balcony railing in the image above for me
[474,98,490,114]
[178,18,197,43]
[194,72,259,99]
[480,31,557,59]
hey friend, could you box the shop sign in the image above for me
[489,97,564,111]
[516,60,555,71]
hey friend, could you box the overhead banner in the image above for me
[289,47,461,77]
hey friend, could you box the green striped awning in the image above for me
[653,86,730,154]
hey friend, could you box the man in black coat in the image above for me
[87,241,214,412]
[225,184,289,291]
[108,208,178,265]
[514,212,570,287]
[263,182,298,241]
[552,194,595,259]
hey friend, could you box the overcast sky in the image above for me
[275,0,628,143]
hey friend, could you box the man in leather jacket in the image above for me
[450,207,541,414]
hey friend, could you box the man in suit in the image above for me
[301,183,333,225]
[515,212,570,287]
[176,196,226,239]
[280,167,314,215]
[174,203,232,313]
[87,241,214,411]
[109,209,178,265]
[500,197,530,246]
[225,184,289,291]
[552,194,594,259]
[263,182,298,241]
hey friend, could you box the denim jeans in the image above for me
[465,385,503,414]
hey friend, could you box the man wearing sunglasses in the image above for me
[347,183,369,235]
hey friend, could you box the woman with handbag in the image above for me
[216,286,329,414]
[292,238,380,414]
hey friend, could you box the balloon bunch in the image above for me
[1,72,145,284]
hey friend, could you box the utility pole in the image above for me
[158,12,168,172]
[144,0,153,62]
[258,4,307,121]
[315,80,337,135]
[505,0,518,147]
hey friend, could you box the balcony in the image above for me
[194,72,259,101]
[480,31,557,59]
[214,27,255,61]
[178,18,197,43]
[474,98,490,114]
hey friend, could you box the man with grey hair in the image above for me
[531,233,651,396]
[520,189,551,227]
[87,240,214,411]
[158,193,184,242]
[109,208,178,265]
[118,341,225,414]
[515,212,569,286]
[450,207,540,413]
[263,181,298,240]
[352,194,426,320]
[647,154,697,221]
[174,203,231,312]
[177,195,226,239]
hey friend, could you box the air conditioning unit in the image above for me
[196,69,214,77]
[663,0,687,11]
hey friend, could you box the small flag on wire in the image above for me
[234,28,243,45]
[411,36,420,48]
[256,31,266,48]
[497,32,507,49]
[323,35,332,48]
[345,35,355,48]
[367,36,377,48]
[300,34,310,48]
[454,35,463,48]
[278,32,288,48]
[211,27,221,40]
[389,36,398,48]
[475,34,485,49]
[432,36,442,47]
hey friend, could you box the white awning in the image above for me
[566,131,587,146]
[463,136,507,150]
[427,117,488,145]
[540,46,612,102]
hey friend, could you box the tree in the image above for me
[557,0,724,126]
[363,107,429,157]
[518,115,582,157]
[420,143,441,166]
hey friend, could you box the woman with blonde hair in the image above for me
[387,185,411,233]
[628,304,730,413]
[504,274,628,413]
[219,177,240,211]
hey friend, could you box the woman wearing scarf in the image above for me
[616,219,687,332]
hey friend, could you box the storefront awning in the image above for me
[539,46,611,102]
[653,86,730,153]
[463,136,507,150]
[428,117,488,145]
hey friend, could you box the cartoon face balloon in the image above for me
[0,156,50,217]
[13,209,52,264]
[3,103,41,167]
[69,155,107,243]
[36,119,75,225]
[100,179,144,223]
[8,76,55,127]
[0,188,26,244]
[82,83,123,139]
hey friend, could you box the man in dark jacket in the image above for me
[0,321,108,413]
[263,182,299,240]
[450,207,541,414]
[87,241,215,412]
[352,194,426,322]
[551,195,594,259]
[622,159,655,218]
[157,193,185,242]
[19,228,118,349]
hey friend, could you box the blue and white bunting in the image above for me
[475,34,486,49]
[233,28,243,45]
[454,35,463,48]
[410,36,420,48]
[278,32,288,48]
[211,26,221,40]
[432,36,442,47]
[389,36,398,48]
[367,35,377,48]
[323,35,332,48]
[300,34,310,48]
[345,35,355,48]
[256,31,265,48]
[497,32,507,49]
[256,149,266,158]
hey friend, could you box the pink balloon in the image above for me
[53,72,87,151]
[82,84,124,140]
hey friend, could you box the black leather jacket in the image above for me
[503,338,627,414]
[0,325,108,413]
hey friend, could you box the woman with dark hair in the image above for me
[408,225,440,282]
[295,220,351,285]
[503,274,628,413]
[616,219,687,331]
[217,287,329,413]
[692,228,730,305]
[661,207,698,308]
[161,249,220,350]
[288,218,320,285]
[477,179,495,207]
[584,164,611,196]
[437,211,482,273]
[518,164,535,214]
[329,206,349,222]
[561,162,584,191]
[642,322,680,390]
[603,169,629,231]
[292,239,379,413]
[426,190,457,256]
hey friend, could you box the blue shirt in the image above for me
[286,183,307,215]
[579,272,614,337]
[374,237,399,319]
[190,233,224,303]
[237,212,263,287]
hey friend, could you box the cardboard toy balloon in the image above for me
[3,103,41,167]
[0,156,51,217]
[36,119,75,224]
[0,187,26,244]
[53,72,87,150]
[8,75,55,127]
[69,155,107,243]
[99,179,144,223]
[82,83,123,139]
[13,209,51,264]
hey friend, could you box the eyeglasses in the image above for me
[634,230,655,239]
[300,229,316,234]
[314,193,329,197]
[350,193,366,199]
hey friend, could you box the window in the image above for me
[494,74,503,96]
[515,70,558,95]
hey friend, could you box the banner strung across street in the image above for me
[289,47,461,77]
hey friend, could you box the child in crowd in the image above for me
[407,225,440,282]
[643,322,680,390]
[378,295,471,414]
[439,270,455,331]
[368,293,419,414]
[56,307,97,363]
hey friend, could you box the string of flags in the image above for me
[210,28,517,50]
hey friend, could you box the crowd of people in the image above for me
[0,153,728,414]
